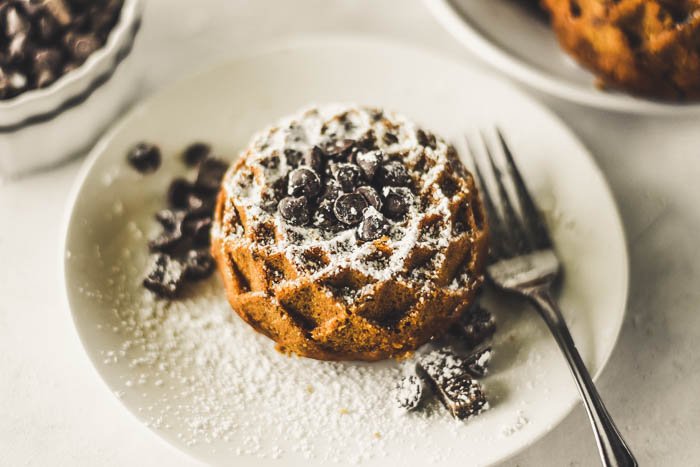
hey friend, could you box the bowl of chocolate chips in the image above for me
[0,0,143,177]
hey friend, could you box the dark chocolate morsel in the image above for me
[417,350,489,420]
[184,250,215,280]
[183,142,211,167]
[383,186,412,220]
[333,192,368,226]
[143,254,186,298]
[194,158,229,193]
[312,199,338,229]
[167,178,192,209]
[288,167,322,198]
[155,209,186,232]
[278,196,310,226]
[464,347,492,378]
[356,185,382,211]
[333,163,363,192]
[127,142,161,174]
[355,150,383,181]
[357,209,389,241]
[454,305,496,350]
[379,160,411,187]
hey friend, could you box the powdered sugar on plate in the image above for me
[71,208,507,464]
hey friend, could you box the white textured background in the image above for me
[1,1,699,465]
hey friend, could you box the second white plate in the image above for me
[425,0,700,115]
[63,37,628,466]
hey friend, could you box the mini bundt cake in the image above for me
[541,0,700,100]
[211,105,487,361]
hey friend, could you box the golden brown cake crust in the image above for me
[211,105,487,361]
[541,0,700,100]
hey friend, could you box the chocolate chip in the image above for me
[395,374,425,412]
[355,150,383,181]
[278,196,310,226]
[417,350,488,420]
[35,12,60,42]
[43,0,72,26]
[183,142,211,167]
[464,347,492,378]
[148,229,184,254]
[127,142,161,174]
[183,216,212,248]
[4,6,29,36]
[184,250,215,280]
[304,147,323,172]
[288,167,321,198]
[312,199,338,229]
[356,185,382,211]
[186,193,216,216]
[194,158,229,193]
[64,32,99,62]
[143,254,186,298]
[454,306,496,349]
[320,178,343,202]
[383,187,412,220]
[33,48,63,88]
[379,161,411,187]
[333,163,363,192]
[333,192,368,226]
[284,148,304,167]
[357,209,389,241]
[167,178,192,209]
[155,209,186,232]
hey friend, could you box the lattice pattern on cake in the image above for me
[211,105,487,361]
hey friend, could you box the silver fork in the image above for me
[467,130,637,467]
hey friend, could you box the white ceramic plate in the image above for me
[425,0,700,115]
[63,37,628,466]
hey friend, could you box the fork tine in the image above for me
[466,137,508,260]
[480,130,532,255]
[496,129,552,249]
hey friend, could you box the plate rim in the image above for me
[424,0,700,116]
[61,34,631,466]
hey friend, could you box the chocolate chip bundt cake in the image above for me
[211,105,487,361]
[541,0,700,100]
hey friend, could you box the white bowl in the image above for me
[0,0,144,178]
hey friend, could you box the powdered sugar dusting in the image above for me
[216,105,465,287]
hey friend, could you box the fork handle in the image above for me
[525,286,637,467]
